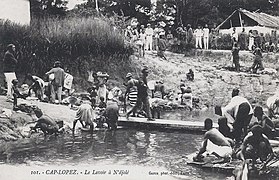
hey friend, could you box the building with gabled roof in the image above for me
[216,8,279,34]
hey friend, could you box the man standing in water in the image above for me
[193,118,233,162]
[3,44,18,101]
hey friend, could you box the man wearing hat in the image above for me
[145,23,154,51]
[46,61,65,104]
[3,44,18,100]
[215,88,253,143]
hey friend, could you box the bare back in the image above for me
[204,128,231,147]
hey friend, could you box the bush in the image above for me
[0,17,133,78]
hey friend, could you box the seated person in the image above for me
[193,118,234,162]
[181,86,193,110]
[237,125,274,170]
[266,93,279,118]
[186,69,194,81]
[11,79,28,108]
[254,106,279,139]
[154,80,165,99]
[150,98,166,119]
[26,74,45,101]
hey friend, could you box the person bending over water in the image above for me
[73,99,95,134]
[215,88,253,144]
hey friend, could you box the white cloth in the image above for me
[147,80,156,91]
[64,73,73,90]
[232,32,238,41]
[206,139,232,158]
[203,28,209,50]
[4,72,17,98]
[267,93,279,115]
[32,75,45,88]
[145,27,154,36]
[195,29,203,37]
[203,28,209,38]
[139,33,146,45]
[97,84,107,104]
[195,29,203,48]
[248,33,254,51]
[222,96,253,124]
[182,93,192,108]
[145,27,154,51]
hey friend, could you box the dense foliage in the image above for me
[64,0,279,28]
[0,18,133,78]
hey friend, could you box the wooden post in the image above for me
[238,11,243,27]
[95,0,99,12]
[230,20,233,28]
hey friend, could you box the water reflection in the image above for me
[0,129,232,179]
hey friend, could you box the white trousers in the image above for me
[248,37,254,51]
[203,37,209,50]
[196,36,203,49]
[146,36,153,51]
[4,72,17,98]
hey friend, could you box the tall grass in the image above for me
[0,17,133,78]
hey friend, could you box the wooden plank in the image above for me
[118,116,218,133]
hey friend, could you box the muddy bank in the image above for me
[0,50,279,142]
[0,97,76,142]
[134,50,279,108]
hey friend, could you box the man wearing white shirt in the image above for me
[194,25,203,49]
[215,89,253,143]
[145,24,154,51]
[203,24,209,50]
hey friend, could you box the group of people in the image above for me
[231,42,264,73]
[125,23,169,60]
[234,27,279,53]
[3,44,74,107]
[194,88,279,172]
[124,66,155,121]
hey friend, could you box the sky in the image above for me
[0,0,30,25]
[67,0,86,10]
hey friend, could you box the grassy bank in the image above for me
[0,17,133,87]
